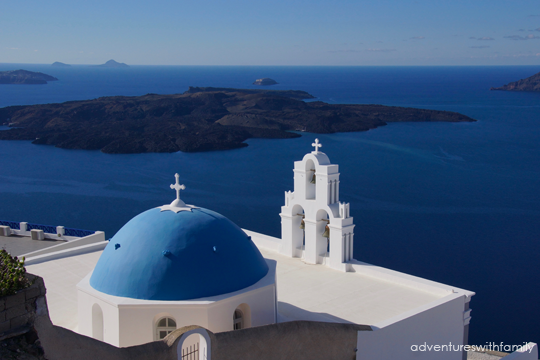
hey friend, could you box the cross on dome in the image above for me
[170,173,186,203]
[158,173,199,213]
[312,138,322,154]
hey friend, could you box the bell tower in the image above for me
[280,139,355,272]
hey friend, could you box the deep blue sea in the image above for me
[0,64,539,346]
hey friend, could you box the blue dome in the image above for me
[90,207,269,301]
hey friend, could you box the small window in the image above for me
[156,317,177,340]
[233,309,243,330]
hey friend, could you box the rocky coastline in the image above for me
[491,70,540,92]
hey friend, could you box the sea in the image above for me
[0,64,539,347]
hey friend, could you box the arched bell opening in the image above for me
[290,204,305,257]
[316,209,331,264]
[305,159,316,200]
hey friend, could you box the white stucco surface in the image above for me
[26,250,103,331]
[356,293,468,360]
[257,247,449,325]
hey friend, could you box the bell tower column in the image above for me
[280,212,295,257]
[280,210,304,258]
[328,222,354,271]
[329,225,344,268]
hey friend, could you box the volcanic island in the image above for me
[491,70,540,92]
[0,70,58,85]
[0,87,476,154]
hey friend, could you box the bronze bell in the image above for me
[322,225,330,238]
[310,172,316,184]
[300,219,305,230]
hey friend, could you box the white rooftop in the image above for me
[259,247,443,325]
[26,251,102,331]
[24,229,470,333]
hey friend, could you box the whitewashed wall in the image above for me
[77,260,277,348]
[78,290,121,346]
[356,294,469,360]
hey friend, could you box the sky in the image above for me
[1,0,540,66]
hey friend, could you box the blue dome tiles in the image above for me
[90,207,269,301]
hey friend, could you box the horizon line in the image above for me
[1,62,539,67]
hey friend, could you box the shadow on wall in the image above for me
[278,301,355,324]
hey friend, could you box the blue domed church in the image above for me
[77,174,277,347]
[17,141,482,359]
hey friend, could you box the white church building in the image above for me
[77,173,277,345]
[13,139,501,359]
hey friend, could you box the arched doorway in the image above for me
[233,303,251,330]
[180,333,201,360]
[176,328,211,360]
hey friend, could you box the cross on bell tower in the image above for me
[312,138,322,154]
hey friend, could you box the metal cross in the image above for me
[170,173,186,201]
[312,138,322,153]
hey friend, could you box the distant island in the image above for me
[184,86,313,100]
[491,70,540,92]
[0,70,58,85]
[0,87,475,154]
[94,60,129,68]
[52,62,71,67]
[253,78,278,86]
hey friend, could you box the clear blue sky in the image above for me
[2,0,539,65]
